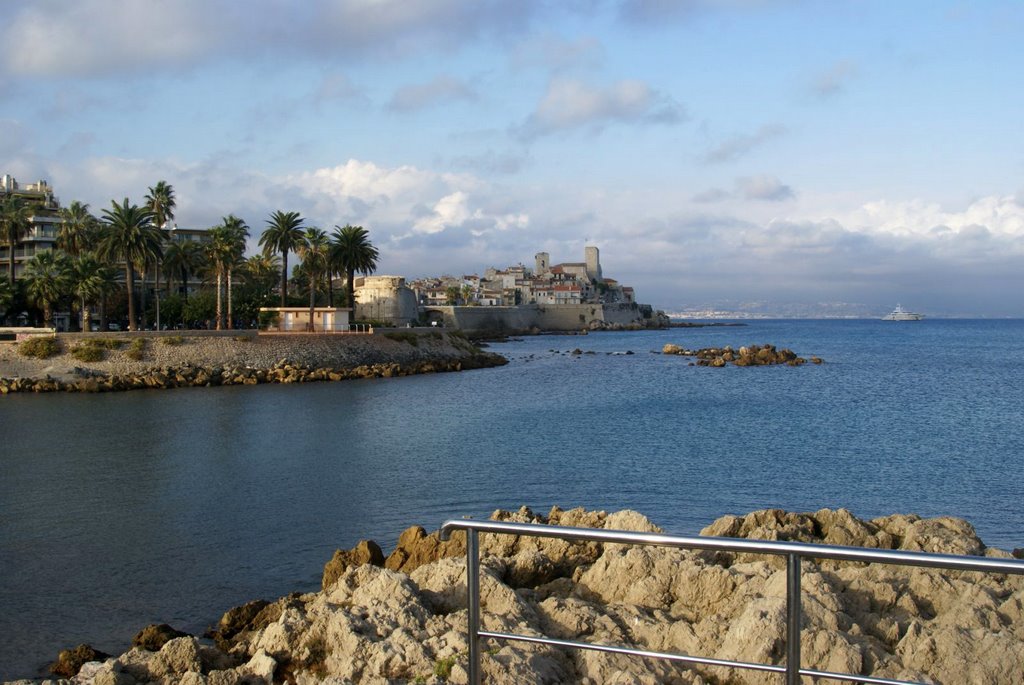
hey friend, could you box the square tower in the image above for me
[585,245,602,282]
[535,251,549,276]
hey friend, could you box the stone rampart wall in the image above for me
[428,302,650,333]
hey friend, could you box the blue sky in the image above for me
[2,0,1022,315]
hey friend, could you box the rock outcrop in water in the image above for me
[13,507,1024,685]
[662,343,824,367]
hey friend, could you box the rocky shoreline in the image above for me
[0,332,507,393]
[14,507,1024,684]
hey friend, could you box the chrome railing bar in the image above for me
[442,519,1024,684]
[466,529,481,685]
[786,552,801,685]
[477,630,787,674]
[440,520,1024,575]
[800,668,922,685]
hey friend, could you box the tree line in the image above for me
[0,181,379,331]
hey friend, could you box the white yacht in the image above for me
[882,304,924,321]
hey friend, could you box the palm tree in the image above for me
[1,196,32,286]
[445,285,461,306]
[144,181,175,328]
[97,199,162,331]
[24,250,72,327]
[330,224,379,312]
[242,253,280,315]
[0,278,11,313]
[69,252,114,332]
[145,181,176,230]
[205,225,234,330]
[219,215,249,329]
[57,201,99,257]
[162,240,205,300]
[258,210,304,307]
[296,227,330,331]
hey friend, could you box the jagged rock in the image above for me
[38,508,1024,685]
[131,623,190,652]
[50,644,110,678]
[208,599,270,645]
[149,637,201,677]
[322,539,386,589]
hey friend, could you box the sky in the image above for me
[2,0,1022,316]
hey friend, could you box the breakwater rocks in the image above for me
[0,333,507,394]
[663,342,824,367]
[24,507,1024,685]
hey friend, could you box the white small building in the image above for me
[259,307,354,333]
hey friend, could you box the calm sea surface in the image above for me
[1,319,1023,679]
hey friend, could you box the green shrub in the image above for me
[18,336,60,359]
[70,344,105,362]
[161,335,184,346]
[258,310,279,330]
[125,337,146,361]
[383,332,419,346]
[94,338,125,350]
[433,656,457,679]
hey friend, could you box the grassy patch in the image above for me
[18,337,60,359]
[125,337,146,361]
[70,344,105,362]
[383,331,419,346]
[433,655,457,679]
[93,338,125,350]
[161,335,185,346]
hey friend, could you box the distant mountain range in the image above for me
[665,301,947,319]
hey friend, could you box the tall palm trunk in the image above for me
[99,294,108,331]
[308,273,316,332]
[139,265,148,329]
[226,267,233,330]
[125,264,137,331]
[280,250,288,306]
[82,297,92,332]
[347,268,356,310]
[215,269,223,331]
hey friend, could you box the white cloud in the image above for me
[691,187,731,203]
[2,1,219,77]
[388,75,477,112]
[703,123,787,164]
[737,175,795,201]
[840,195,1024,239]
[515,77,685,140]
[510,33,605,72]
[810,60,858,98]
[0,0,540,79]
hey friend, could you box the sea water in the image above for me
[1,319,1022,679]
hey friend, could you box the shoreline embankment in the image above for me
[18,506,1024,685]
[0,330,507,393]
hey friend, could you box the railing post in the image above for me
[467,529,481,684]
[786,553,801,685]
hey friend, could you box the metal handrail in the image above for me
[440,519,1024,685]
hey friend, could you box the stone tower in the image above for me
[535,252,549,276]
[585,245,602,282]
